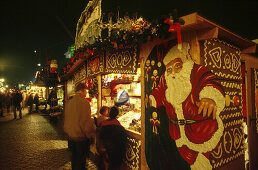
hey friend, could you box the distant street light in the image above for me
[37,63,41,67]
[34,50,37,54]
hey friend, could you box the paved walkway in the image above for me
[0,107,30,122]
[0,108,98,170]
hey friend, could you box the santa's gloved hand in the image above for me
[196,98,217,120]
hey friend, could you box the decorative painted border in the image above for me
[212,149,245,168]
[220,81,242,90]
[203,39,242,81]
[220,112,242,120]
[213,71,242,80]
[124,137,141,170]
[224,119,244,129]
[87,54,104,77]
[106,45,138,74]
[73,64,87,85]
[222,107,238,111]
[203,39,240,68]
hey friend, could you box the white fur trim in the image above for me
[149,95,157,108]
[191,154,212,170]
[199,86,225,114]
[163,42,190,66]
[175,101,224,153]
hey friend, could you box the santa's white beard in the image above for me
[165,60,194,106]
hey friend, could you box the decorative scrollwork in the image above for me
[233,128,242,150]
[211,143,223,159]
[208,47,222,69]
[223,131,232,154]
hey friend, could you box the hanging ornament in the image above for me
[150,112,160,134]
[233,96,240,106]
[145,60,152,82]
[151,70,159,90]
[71,57,75,63]
[164,13,184,50]
[86,49,95,55]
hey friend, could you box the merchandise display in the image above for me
[118,110,141,133]
[90,97,98,117]
[101,70,142,133]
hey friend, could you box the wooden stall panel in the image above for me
[73,63,87,85]
[200,39,245,169]
[106,45,139,74]
[251,68,258,134]
[87,52,105,77]
[201,39,241,81]
[124,135,141,170]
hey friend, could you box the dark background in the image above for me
[0,0,257,87]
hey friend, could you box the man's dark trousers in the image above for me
[70,139,90,170]
[13,104,22,119]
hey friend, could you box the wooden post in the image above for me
[242,54,258,170]
[97,74,102,116]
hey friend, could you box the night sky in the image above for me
[0,0,257,87]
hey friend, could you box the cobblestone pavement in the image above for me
[0,111,71,169]
[0,108,99,170]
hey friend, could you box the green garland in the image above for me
[61,13,184,76]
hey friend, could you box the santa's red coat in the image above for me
[150,63,224,165]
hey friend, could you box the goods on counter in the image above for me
[118,111,141,133]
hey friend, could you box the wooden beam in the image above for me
[241,45,257,54]
[181,12,198,26]
[197,27,219,41]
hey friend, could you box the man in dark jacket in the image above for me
[13,90,23,119]
[100,106,128,170]
[27,93,34,113]
[33,93,40,113]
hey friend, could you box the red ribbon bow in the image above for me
[164,18,182,45]
[86,49,94,55]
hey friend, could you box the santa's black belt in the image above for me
[169,118,206,125]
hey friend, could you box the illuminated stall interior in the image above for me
[101,69,141,133]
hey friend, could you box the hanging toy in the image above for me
[151,70,159,90]
[150,112,160,134]
[145,60,152,82]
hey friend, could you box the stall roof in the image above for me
[181,12,257,54]
[61,58,86,80]
[62,12,257,80]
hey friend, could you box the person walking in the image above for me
[13,90,23,119]
[0,92,4,117]
[99,106,128,170]
[64,83,96,170]
[21,90,27,110]
[5,92,12,113]
[34,93,40,113]
[27,93,34,113]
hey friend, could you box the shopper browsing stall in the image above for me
[64,83,96,170]
[100,106,128,170]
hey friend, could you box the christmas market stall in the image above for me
[139,13,258,170]
[62,0,258,169]
[33,59,64,117]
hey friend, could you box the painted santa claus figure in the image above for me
[148,42,225,170]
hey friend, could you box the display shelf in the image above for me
[101,95,141,98]
[108,80,140,85]
[126,129,141,139]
